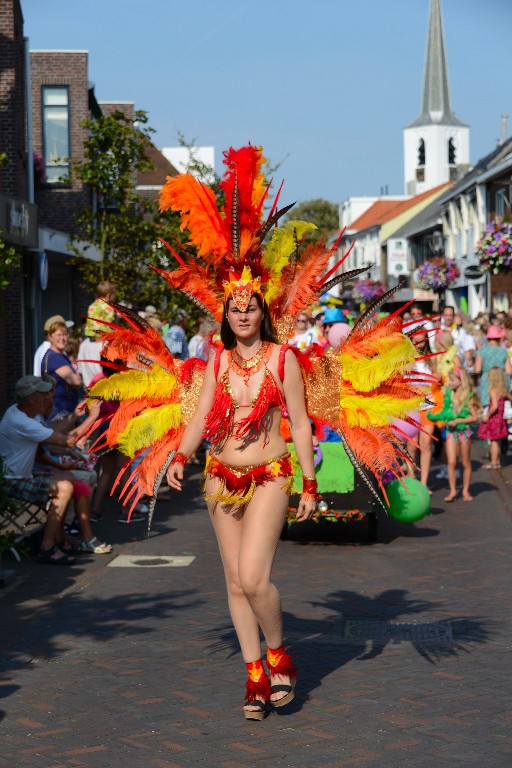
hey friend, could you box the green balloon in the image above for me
[384,477,430,523]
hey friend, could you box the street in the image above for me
[1,445,512,768]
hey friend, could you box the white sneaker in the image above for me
[435,466,447,479]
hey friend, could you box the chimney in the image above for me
[501,114,508,145]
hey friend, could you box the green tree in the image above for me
[285,198,339,242]
[68,110,187,314]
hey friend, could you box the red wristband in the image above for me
[302,476,322,501]
[172,452,188,467]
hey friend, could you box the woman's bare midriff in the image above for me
[210,405,287,467]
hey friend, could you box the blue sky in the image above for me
[23,0,512,205]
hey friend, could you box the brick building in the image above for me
[0,0,38,410]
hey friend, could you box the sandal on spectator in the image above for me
[58,540,82,556]
[80,537,113,554]
[37,544,76,565]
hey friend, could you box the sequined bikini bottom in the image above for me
[204,452,294,507]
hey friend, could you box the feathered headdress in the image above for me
[158,144,358,335]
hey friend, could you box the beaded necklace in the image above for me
[229,342,272,385]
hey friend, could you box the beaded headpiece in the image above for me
[157,144,361,338]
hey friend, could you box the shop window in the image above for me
[496,188,507,217]
[42,86,70,184]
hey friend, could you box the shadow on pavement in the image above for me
[201,588,495,714]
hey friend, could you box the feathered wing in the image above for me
[85,305,206,518]
[297,300,430,506]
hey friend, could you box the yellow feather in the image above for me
[116,403,183,457]
[340,389,425,428]
[89,366,178,402]
[262,221,316,305]
[341,335,416,393]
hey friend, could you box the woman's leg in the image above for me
[460,438,473,500]
[91,451,122,518]
[207,487,261,664]
[444,435,458,501]
[490,440,501,467]
[207,476,289,707]
[419,422,435,487]
[404,440,417,478]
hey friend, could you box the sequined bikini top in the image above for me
[202,343,286,445]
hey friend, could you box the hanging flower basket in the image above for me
[352,278,387,304]
[415,257,460,292]
[477,219,512,275]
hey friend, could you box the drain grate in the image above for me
[108,554,195,568]
[343,620,453,643]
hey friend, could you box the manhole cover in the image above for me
[343,620,452,643]
[108,555,195,568]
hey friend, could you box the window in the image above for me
[448,138,456,165]
[42,86,70,184]
[418,139,425,166]
[496,188,507,217]
[455,232,462,259]
[467,226,474,259]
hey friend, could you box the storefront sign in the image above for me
[387,238,410,276]
[0,194,38,247]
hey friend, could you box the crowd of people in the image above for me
[1,284,512,569]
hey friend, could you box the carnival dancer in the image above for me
[85,144,429,721]
[167,292,316,719]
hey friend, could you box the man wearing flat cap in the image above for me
[0,376,79,564]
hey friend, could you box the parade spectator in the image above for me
[77,335,102,387]
[474,326,511,407]
[163,309,190,359]
[147,316,163,333]
[189,319,215,360]
[428,368,481,502]
[407,303,435,348]
[87,361,144,524]
[84,281,116,338]
[41,320,83,419]
[144,305,158,320]
[435,330,463,382]
[478,367,511,469]
[78,281,116,386]
[288,311,314,350]
[0,376,79,564]
[33,314,74,376]
[441,305,476,366]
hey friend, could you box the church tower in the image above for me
[403,0,469,195]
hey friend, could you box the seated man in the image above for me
[0,375,111,564]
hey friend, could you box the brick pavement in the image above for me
[1,447,512,768]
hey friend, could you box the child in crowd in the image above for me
[428,368,481,502]
[478,367,511,469]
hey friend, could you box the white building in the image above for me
[160,146,215,182]
[403,0,470,196]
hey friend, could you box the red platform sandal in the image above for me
[243,660,271,721]
[266,645,297,708]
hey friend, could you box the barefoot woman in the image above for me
[167,287,318,720]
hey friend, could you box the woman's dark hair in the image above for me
[220,295,278,349]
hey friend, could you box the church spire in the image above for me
[408,0,467,127]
